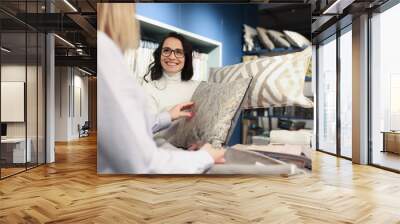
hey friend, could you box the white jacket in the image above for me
[97,32,213,174]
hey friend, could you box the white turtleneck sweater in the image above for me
[142,72,200,114]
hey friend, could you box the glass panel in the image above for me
[318,36,337,154]
[38,32,45,165]
[340,29,352,158]
[1,31,27,177]
[371,3,400,171]
[27,31,38,169]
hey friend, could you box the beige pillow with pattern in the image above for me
[267,30,291,48]
[256,27,275,50]
[209,47,313,109]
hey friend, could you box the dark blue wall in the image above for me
[136,3,257,66]
[137,3,257,145]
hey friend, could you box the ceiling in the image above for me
[0,0,391,75]
[0,0,97,73]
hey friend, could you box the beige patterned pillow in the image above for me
[170,78,252,148]
[283,30,311,48]
[209,47,313,109]
[256,27,275,50]
[266,30,291,48]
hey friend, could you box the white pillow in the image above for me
[243,24,258,52]
[283,30,311,48]
[270,129,312,145]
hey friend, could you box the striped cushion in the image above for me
[209,47,313,109]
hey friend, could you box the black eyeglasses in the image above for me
[161,47,185,58]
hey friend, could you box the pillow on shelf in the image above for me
[256,27,275,50]
[209,47,313,109]
[283,30,311,48]
[270,129,312,145]
[266,30,291,48]
[170,78,252,148]
[278,118,293,130]
[243,24,258,52]
[290,121,306,130]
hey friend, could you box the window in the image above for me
[370,2,400,171]
[317,36,337,154]
[339,27,352,158]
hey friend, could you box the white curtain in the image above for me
[192,51,209,81]
[125,40,158,84]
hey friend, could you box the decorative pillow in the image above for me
[270,129,312,145]
[278,118,293,130]
[283,30,311,48]
[256,27,275,50]
[291,121,306,130]
[266,30,291,48]
[170,78,252,148]
[209,47,313,109]
[243,24,258,52]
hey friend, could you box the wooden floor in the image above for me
[1,135,400,224]
[372,150,400,171]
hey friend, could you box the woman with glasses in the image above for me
[143,32,199,117]
[142,32,202,148]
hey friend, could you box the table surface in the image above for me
[1,138,27,143]
[381,131,400,134]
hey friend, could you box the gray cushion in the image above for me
[267,30,291,48]
[283,30,311,48]
[170,78,252,148]
[256,27,275,50]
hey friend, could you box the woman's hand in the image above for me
[187,141,204,151]
[201,143,226,164]
[168,102,195,121]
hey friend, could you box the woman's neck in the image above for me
[163,71,182,81]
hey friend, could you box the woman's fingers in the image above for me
[168,102,195,121]
[202,144,226,164]
[180,111,195,119]
[214,157,226,164]
[187,144,198,151]
[187,141,205,151]
[180,101,194,110]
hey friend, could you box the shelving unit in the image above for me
[244,47,305,57]
[240,46,314,144]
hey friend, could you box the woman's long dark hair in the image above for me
[144,32,193,82]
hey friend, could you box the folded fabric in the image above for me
[209,47,313,109]
[232,144,312,169]
[270,129,312,145]
[170,78,252,148]
[206,149,300,175]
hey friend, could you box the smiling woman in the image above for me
[142,32,199,119]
